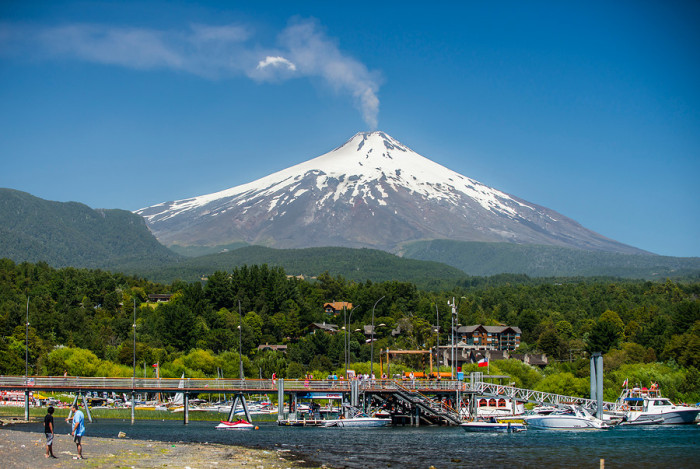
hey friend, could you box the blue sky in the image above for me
[1,1,698,257]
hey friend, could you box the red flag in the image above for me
[477,357,488,368]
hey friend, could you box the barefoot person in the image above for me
[44,406,57,459]
[69,404,85,459]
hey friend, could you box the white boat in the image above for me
[323,416,391,427]
[617,386,700,425]
[461,419,526,433]
[323,404,390,427]
[524,405,610,430]
[215,419,255,430]
[468,397,525,418]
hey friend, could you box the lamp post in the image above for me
[238,300,244,379]
[344,306,359,378]
[132,299,136,380]
[370,296,385,379]
[435,303,440,377]
[25,297,29,383]
[131,298,136,424]
[24,296,30,421]
[446,297,467,379]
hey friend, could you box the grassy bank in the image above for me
[0,406,279,422]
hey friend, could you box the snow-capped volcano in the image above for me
[136,131,642,254]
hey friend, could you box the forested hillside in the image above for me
[1,259,698,402]
[0,188,181,270]
[130,245,467,289]
[401,239,700,278]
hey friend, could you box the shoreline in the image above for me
[0,421,320,468]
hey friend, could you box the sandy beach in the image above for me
[0,420,316,468]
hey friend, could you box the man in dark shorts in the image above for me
[69,403,85,459]
[44,406,56,458]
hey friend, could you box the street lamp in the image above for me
[238,300,244,379]
[344,306,359,378]
[132,299,137,379]
[370,296,385,380]
[25,297,29,383]
[447,297,466,379]
[435,304,440,378]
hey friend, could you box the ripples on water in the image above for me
[11,418,700,468]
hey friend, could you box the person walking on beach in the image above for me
[44,406,56,459]
[69,404,85,459]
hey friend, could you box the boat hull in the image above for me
[461,422,525,433]
[658,409,700,424]
[525,416,607,430]
[624,408,700,425]
[215,420,255,430]
[324,417,390,427]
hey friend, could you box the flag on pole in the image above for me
[622,378,628,388]
[477,357,488,368]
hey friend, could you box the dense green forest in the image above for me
[1,258,698,402]
[0,188,181,270]
[131,245,467,289]
[401,239,700,279]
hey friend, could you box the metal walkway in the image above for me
[392,382,462,425]
[0,375,613,411]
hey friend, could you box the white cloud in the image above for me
[256,55,297,71]
[0,18,381,128]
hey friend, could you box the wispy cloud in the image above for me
[0,18,381,128]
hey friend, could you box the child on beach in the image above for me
[44,406,56,458]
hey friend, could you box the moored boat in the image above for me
[215,419,255,430]
[523,405,611,430]
[323,416,391,427]
[323,404,391,427]
[616,384,700,425]
[461,418,526,433]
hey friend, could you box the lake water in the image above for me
[10,418,700,468]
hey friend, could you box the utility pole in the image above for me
[238,300,244,379]
[25,297,30,381]
[133,299,136,379]
[447,298,457,379]
[370,296,385,379]
[435,304,440,377]
[132,298,136,424]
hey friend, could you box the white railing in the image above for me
[0,376,613,408]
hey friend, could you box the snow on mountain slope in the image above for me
[136,131,644,254]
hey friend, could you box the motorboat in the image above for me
[461,418,526,433]
[323,405,391,427]
[617,385,700,425]
[523,405,611,430]
[215,419,255,430]
[323,416,391,427]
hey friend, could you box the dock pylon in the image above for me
[226,393,253,422]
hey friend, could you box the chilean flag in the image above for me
[477,357,489,368]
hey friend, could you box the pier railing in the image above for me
[0,375,614,409]
[0,376,350,393]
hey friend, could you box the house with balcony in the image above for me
[456,325,522,351]
[323,302,353,315]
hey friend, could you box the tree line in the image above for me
[1,258,698,401]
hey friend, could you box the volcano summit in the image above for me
[136,132,643,254]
